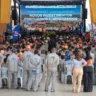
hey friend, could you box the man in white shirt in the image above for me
[45,48,59,92]
[0,50,5,88]
[7,48,19,89]
[22,45,34,89]
[27,50,41,92]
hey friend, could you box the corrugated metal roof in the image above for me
[17,0,83,5]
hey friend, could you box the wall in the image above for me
[0,0,1,22]
[0,0,11,23]
[0,0,11,42]
[90,0,96,24]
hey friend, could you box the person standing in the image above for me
[48,38,56,52]
[27,50,41,92]
[58,55,65,82]
[87,47,95,63]
[7,48,19,89]
[22,45,34,89]
[45,48,59,92]
[0,50,5,88]
[72,49,87,93]
[39,50,46,84]
[83,48,94,92]
[40,50,46,73]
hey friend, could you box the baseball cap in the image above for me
[12,48,17,52]
[65,45,68,49]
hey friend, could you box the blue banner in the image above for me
[20,5,82,22]
[7,24,12,30]
[20,5,82,31]
[21,5,81,15]
[13,25,20,41]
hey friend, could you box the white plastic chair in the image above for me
[1,67,8,80]
[61,72,65,83]
[41,56,46,72]
[18,67,23,88]
[63,64,72,84]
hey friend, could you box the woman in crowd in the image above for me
[83,48,94,92]
[72,49,87,93]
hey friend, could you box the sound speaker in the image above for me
[12,9,17,20]
[83,8,87,19]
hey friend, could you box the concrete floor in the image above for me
[0,78,96,96]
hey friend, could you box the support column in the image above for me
[82,0,86,33]
[90,0,96,24]
[13,0,17,25]
[0,0,11,42]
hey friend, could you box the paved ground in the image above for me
[0,78,96,96]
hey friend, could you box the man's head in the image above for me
[0,49,5,55]
[51,48,57,53]
[87,47,91,51]
[12,48,17,53]
[34,49,38,55]
[26,45,31,51]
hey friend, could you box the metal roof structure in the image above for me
[15,0,84,5]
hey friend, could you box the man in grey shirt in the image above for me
[7,48,19,89]
[0,50,5,88]
[22,45,34,89]
[45,48,59,92]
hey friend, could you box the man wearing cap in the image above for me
[45,48,59,92]
[22,45,34,89]
[7,48,19,89]
[0,49,5,88]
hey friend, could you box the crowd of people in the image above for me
[0,33,96,93]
